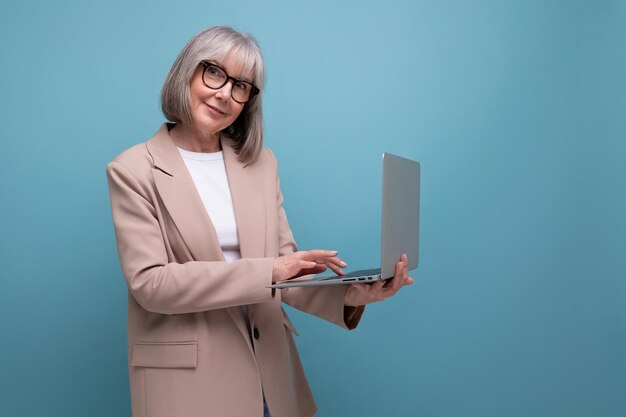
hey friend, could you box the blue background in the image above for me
[1,1,625,416]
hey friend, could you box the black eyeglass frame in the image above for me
[200,61,260,104]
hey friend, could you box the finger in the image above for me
[326,256,348,268]
[294,260,323,276]
[302,249,338,260]
[299,260,319,270]
[301,265,328,274]
[293,264,328,279]
[394,261,406,288]
[385,261,405,294]
[400,253,409,278]
[325,256,347,271]
[403,262,411,285]
[327,262,345,276]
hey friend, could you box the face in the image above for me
[187,54,253,137]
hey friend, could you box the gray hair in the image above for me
[161,26,265,164]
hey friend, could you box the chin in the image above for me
[193,118,223,133]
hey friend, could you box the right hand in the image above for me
[272,250,347,283]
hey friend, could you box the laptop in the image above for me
[269,152,420,289]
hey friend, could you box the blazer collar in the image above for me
[147,123,185,176]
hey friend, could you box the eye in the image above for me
[206,65,223,78]
[234,82,249,92]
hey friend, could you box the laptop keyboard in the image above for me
[318,268,381,280]
[343,268,381,278]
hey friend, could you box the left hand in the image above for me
[344,254,414,307]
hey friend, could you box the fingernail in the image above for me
[340,261,347,267]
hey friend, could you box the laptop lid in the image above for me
[380,153,420,278]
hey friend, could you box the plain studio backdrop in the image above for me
[1,1,625,416]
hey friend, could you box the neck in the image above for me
[170,122,221,153]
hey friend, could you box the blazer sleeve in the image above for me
[106,160,275,315]
[269,152,365,330]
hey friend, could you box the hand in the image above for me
[272,250,347,283]
[344,253,414,307]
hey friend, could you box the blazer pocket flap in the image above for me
[282,310,299,336]
[132,341,198,368]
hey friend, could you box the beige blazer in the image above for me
[106,124,364,417]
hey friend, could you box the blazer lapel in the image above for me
[222,138,266,259]
[147,124,224,262]
[222,138,268,350]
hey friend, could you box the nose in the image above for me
[214,80,234,101]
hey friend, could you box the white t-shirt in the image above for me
[177,147,241,262]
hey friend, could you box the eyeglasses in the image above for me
[200,61,260,104]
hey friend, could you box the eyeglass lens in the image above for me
[203,64,254,103]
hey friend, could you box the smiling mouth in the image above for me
[205,103,226,116]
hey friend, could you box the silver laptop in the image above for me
[269,152,420,289]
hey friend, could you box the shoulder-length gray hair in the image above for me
[161,26,265,164]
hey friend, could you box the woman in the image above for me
[107,26,413,417]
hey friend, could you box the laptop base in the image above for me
[268,268,383,289]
